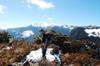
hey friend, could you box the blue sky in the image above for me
[0,0,100,29]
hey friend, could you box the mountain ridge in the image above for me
[0,23,100,41]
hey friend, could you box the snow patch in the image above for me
[26,48,56,62]
[21,30,34,38]
[85,28,100,37]
[6,46,12,50]
[63,25,74,30]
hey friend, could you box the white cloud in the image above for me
[27,0,54,9]
[0,4,6,15]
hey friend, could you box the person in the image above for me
[39,29,51,59]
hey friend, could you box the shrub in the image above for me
[0,31,11,43]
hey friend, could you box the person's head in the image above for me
[39,29,45,34]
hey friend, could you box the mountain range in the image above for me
[6,23,73,41]
[0,23,100,41]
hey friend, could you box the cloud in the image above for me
[0,4,6,15]
[27,0,54,9]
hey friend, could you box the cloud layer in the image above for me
[27,0,54,9]
[0,4,6,15]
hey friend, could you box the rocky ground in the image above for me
[0,41,100,66]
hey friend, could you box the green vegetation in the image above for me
[0,31,12,43]
[0,30,100,66]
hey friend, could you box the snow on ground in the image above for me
[26,48,59,62]
[85,28,100,37]
[0,46,12,52]
[21,30,34,38]
[6,46,12,50]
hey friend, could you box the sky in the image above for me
[0,0,100,29]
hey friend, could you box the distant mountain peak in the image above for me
[32,23,52,27]
[31,23,60,28]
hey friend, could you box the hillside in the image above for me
[0,30,100,66]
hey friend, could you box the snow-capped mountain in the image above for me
[32,22,56,28]
[85,28,100,37]
[6,23,73,41]
[0,23,98,41]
